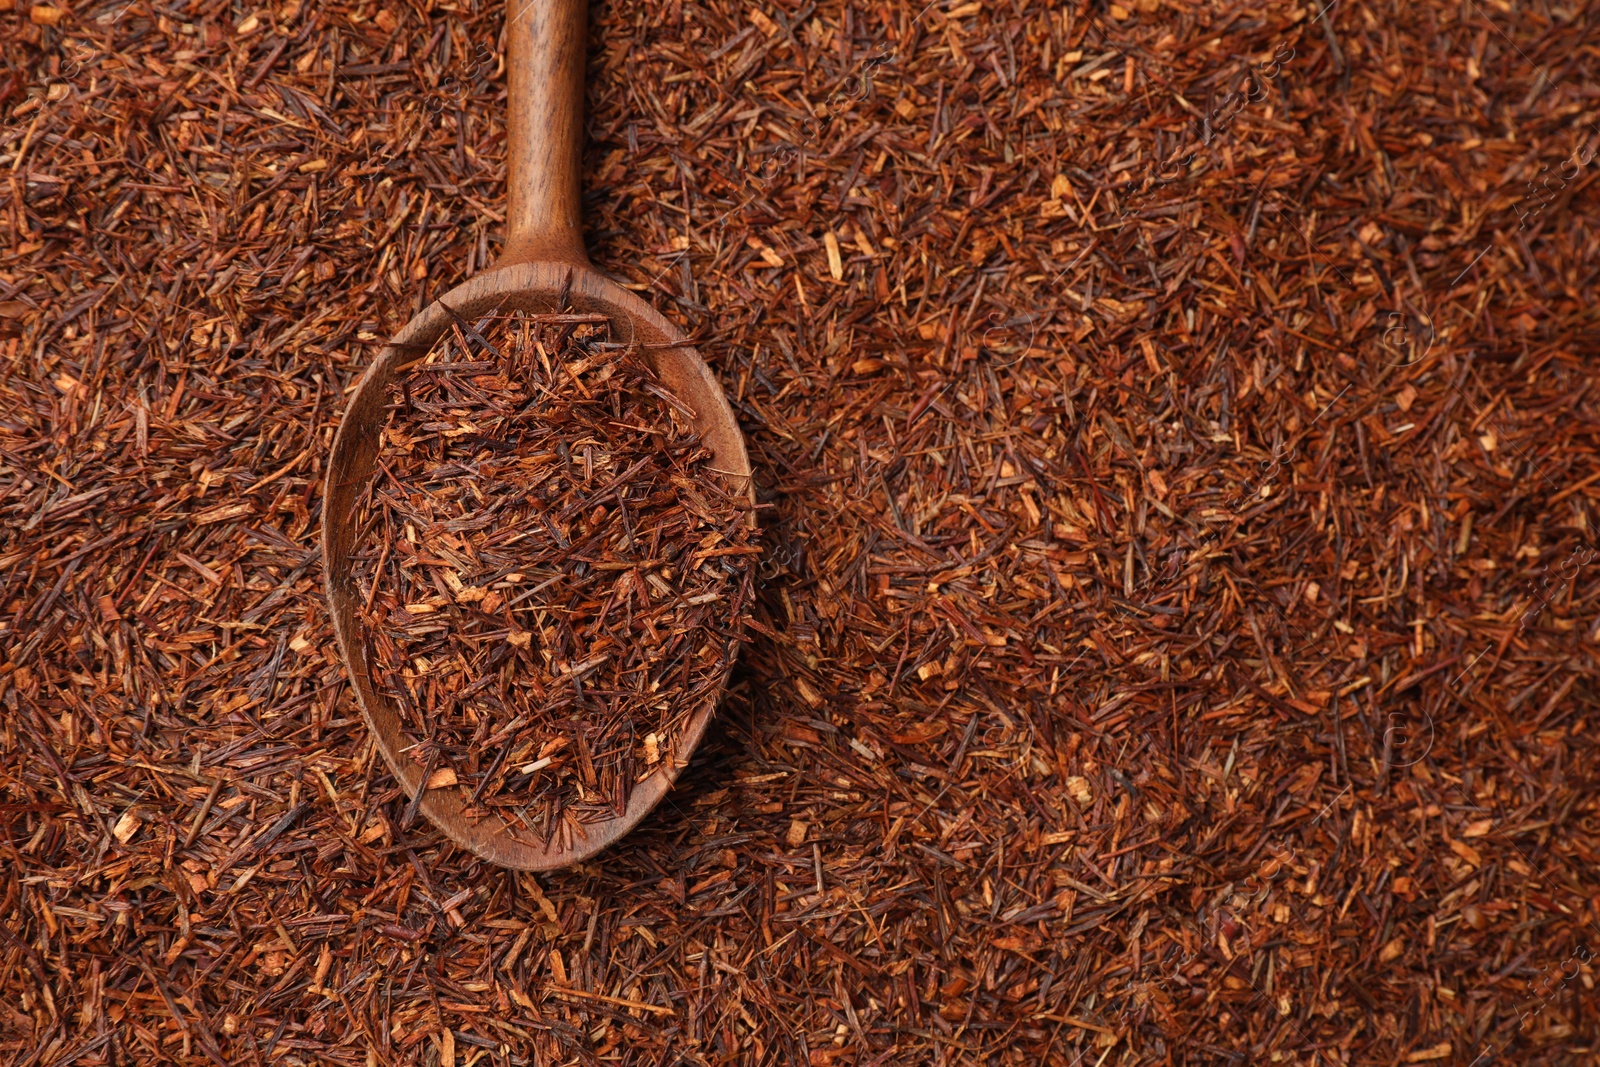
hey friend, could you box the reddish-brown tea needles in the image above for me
[350,309,757,842]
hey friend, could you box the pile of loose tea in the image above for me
[349,308,757,842]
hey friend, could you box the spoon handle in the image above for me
[500,0,590,268]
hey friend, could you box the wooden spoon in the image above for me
[322,0,753,869]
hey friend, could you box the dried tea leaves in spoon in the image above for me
[350,309,757,844]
